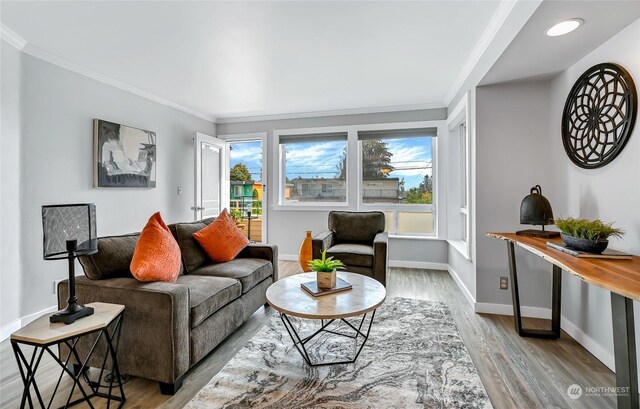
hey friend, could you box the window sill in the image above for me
[389,235,442,241]
[273,203,350,212]
[448,239,471,260]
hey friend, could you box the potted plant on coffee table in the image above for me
[308,250,345,289]
[555,217,624,254]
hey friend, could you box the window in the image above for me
[359,128,437,236]
[278,132,348,205]
[446,95,471,258]
[233,185,243,196]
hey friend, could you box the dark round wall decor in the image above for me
[562,62,637,169]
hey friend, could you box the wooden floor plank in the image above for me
[0,262,617,408]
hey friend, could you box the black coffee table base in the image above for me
[279,310,376,366]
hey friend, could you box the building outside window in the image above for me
[279,132,348,204]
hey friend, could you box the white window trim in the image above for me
[273,126,351,210]
[446,92,472,260]
[273,120,446,239]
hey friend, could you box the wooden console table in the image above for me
[488,233,640,409]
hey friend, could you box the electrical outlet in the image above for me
[499,276,508,290]
[177,186,183,195]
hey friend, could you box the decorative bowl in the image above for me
[560,233,608,254]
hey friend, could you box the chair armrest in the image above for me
[312,230,335,259]
[373,232,388,286]
[237,243,279,281]
[58,276,190,384]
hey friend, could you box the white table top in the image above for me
[266,272,386,319]
[11,302,124,345]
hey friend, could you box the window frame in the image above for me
[274,126,351,210]
[273,120,446,239]
[446,93,472,259]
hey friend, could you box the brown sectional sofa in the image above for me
[57,218,278,395]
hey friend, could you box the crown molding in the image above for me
[1,24,27,50]
[444,1,517,106]
[216,102,446,124]
[1,23,216,123]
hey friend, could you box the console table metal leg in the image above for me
[507,242,561,339]
[611,293,639,409]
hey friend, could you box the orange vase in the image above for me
[298,230,313,272]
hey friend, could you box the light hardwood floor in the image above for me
[0,262,617,408]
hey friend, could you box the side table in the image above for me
[11,302,126,409]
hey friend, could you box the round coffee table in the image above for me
[266,272,386,366]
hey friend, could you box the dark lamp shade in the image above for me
[42,203,97,260]
[519,185,554,226]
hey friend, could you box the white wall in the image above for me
[18,54,216,317]
[475,80,556,308]
[548,18,640,370]
[1,39,23,329]
[218,109,449,264]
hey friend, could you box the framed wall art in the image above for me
[93,119,157,188]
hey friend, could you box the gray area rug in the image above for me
[186,297,492,408]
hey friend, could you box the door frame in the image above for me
[194,132,227,221]
[217,132,268,243]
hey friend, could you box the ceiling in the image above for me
[481,1,640,86]
[1,1,501,121]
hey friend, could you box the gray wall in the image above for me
[218,109,449,264]
[547,18,640,369]
[18,54,216,317]
[1,40,23,328]
[475,80,556,307]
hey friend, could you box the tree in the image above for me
[336,139,393,179]
[419,174,433,193]
[230,163,252,181]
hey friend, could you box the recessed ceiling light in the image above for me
[546,19,584,37]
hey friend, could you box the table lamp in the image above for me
[42,203,98,324]
[516,185,560,238]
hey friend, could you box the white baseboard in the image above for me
[279,254,298,262]
[0,319,22,341]
[0,305,57,342]
[560,316,615,371]
[447,266,476,309]
[280,256,448,271]
[388,260,448,270]
[474,302,552,319]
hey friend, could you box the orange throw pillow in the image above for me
[130,212,181,283]
[193,208,249,262]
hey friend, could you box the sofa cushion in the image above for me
[131,212,182,283]
[176,275,242,328]
[193,209,249,263]
[168,218,214,273]
[328,211,385,244]
[79,233,140,280]
[327,243,374,267]
[190,258,272,293]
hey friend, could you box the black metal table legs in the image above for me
[11,313,125,409]
[507,242,562,339]
[279,311,376,366]
[611,293,639,409]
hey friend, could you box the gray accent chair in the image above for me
[58,218,277,395]
[312,211,388,286]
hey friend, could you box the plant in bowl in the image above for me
[308,250,345,289]
[555,217,624,254]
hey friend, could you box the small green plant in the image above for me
[308,250,346,272]
[230,209,243,224]
[555,217,624,241]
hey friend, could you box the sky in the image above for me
[229,137,433,189]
